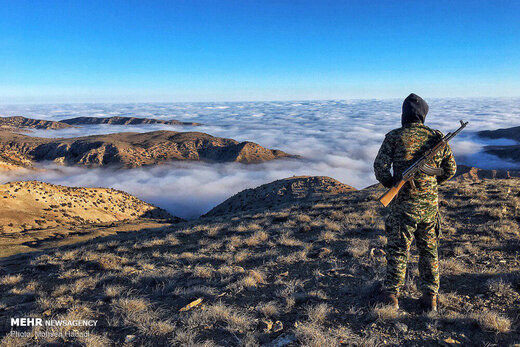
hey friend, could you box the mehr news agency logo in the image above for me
[7,317,98,338]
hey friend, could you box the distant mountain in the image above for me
[478,126,520,142]
[204,175,356,217]
[477,126,520,163]
[483,145,520,163]
[61,116,201,126]
[0,130,296,168]
[0,116,72,130]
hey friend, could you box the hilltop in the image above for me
[0,176,518,346]
[0,130,296,168]
[204,175,356,217]
[61,116,201,127]
[0,181,179,257]
[0,116,72,130]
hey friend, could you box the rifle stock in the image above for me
[379,180,406,207]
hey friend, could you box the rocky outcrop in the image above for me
[0,130,296,168]
[204,176,356,217]
[0,151,33,172]
[61,116,201,126]
[0,116,72,130]
[453,164,520,181]
[0,181,178,233]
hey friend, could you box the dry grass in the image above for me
[240,269,267,288]
[471,310,512,333]
[371,304,403,321]
[256,301,280,318]
[1,179,519,346]
[244,230,269,246]
[306,303,331,324]
[294,322,341,347]
[318,230,337,242]
[486,278,515,297]
[0,274,23,285]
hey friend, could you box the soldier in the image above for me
[373,93,457,312]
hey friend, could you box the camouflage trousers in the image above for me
[384,205,440,295]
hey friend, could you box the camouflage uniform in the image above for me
[374,96,457,296]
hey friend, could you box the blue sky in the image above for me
[1,0,519,103]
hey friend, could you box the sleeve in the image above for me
[374,134,395,188]
[437,143,457,184]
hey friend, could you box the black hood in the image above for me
[402,93,429,126]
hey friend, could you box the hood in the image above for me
[402,93,429,126]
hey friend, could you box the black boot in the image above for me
[419,293,437,312]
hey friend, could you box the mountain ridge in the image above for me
[0,130,296,168]
[61,116,201,126]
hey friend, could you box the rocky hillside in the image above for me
[0,181,180,258]
[0,116,72,130]
[454,164,520,181]
[0,151,33,171]
[61,116,201,126]
[204,175,356,217]
[0,130,295,168]
[0,177,518,346]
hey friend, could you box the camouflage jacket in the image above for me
[374,123,457,210]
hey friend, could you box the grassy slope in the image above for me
[0,179,519,346]
[0,181,176,258]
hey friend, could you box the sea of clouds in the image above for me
[1,98,519,218]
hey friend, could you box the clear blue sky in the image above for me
[1,0,519,103]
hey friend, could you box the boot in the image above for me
[377,290,399,309]
[419,294,437,312]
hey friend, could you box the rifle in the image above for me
[379,120,468,207]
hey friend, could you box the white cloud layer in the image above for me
[1,98,519,218]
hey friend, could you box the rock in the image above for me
[179,298,204,312]
[273,321,283,332]
[442,337,461,345]
[261,319,273,332]
[262,333,296,347]
[124,335,136,343]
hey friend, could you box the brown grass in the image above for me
[1,179,519,346]
[471,310,512,333]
